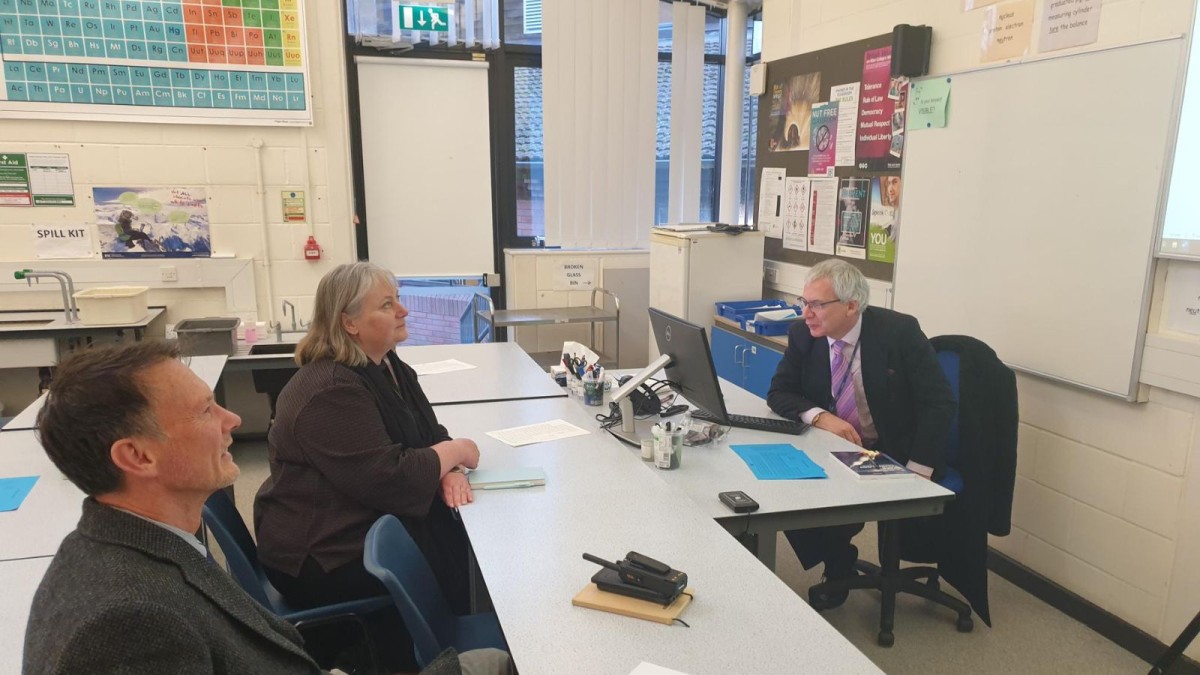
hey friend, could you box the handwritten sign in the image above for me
[1039,0,1101,53]
[552,259,596,291]
[908,78,951,130]
[33,223,92,259]
[982,0,1035,63]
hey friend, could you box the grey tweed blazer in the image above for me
[23,498,322,675]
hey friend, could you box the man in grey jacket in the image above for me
[24,341,507,674]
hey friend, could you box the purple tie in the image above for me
[830,340,861,435]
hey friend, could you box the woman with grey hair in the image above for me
[254,262,482,671]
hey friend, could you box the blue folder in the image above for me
[729,444,827,480]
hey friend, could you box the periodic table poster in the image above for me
[0,0,312,126]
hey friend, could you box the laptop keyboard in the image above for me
[690,409,809,435]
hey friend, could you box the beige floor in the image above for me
[232,441,1152,675]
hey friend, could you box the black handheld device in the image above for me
[582,552,687,602]
[719,490,759,513]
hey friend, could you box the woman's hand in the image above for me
[440,470,474,508]
[432,438,481,473]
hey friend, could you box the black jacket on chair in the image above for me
[900,335,1018,626]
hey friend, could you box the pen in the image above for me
[480,482,536,490]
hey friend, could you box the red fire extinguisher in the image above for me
[303,235,321,261]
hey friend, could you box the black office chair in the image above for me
[808,335,1018,647]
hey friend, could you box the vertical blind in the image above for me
[667,2,706,225]
[542,0,659,249]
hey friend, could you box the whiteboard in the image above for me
[893,38,1184,399]
[356,57,495,276]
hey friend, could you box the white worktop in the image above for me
[0,308,164,334]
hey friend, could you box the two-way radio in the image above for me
[582,551,687,604]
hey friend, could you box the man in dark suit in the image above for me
[767,260,954,608]
[24,341,508,674]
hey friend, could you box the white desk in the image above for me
[0,431,83,561]
[222,342,566,406]
[435,397,882,674]
[1,354,228,432]
[0,556,51,674]
[395,342,566,405]
[629,378,954,570]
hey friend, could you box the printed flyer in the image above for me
[836,177,870,260]
[767,72,821,152]
[808,101,839,176]
[782,177,811,252]
[868,176,901,263]
[855,47,900,171]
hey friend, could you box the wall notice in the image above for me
[553,259,596,291]
[282,190,306,222]
[1039,0,1101,53]
[33,223,92,259]
[982,0,1036,62]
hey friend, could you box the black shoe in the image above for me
[808,544,859,610]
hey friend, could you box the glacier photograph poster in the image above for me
[95,187,212,259]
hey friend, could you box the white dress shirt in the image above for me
[800,316,934,478]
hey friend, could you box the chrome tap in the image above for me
[282,299,298,332]
[14,269,79,323]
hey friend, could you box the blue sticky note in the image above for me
[729,444,827,480]
[0,476,39,512]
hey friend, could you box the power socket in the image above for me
[764,267,778,283]
[160,266,178,282]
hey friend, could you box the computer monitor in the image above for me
[647,307,732,423]
[609,309,732,444]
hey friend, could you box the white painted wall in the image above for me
[763,0,1200,657]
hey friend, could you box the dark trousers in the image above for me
[264,556,417,673]
[784,522,865,571]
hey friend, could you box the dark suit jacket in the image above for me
[767,306,955,470]
[24,499,321,675]
[900,335,1019,626]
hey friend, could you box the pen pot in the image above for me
[669,426,684,469]
[582,373,604,406]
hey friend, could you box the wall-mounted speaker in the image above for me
[891,24,932,78]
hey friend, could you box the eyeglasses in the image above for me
[797,297,842,313]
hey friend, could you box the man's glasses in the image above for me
[797,297,842,313]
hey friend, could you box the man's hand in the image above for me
[440,471,474,508]
[814,412,863,446]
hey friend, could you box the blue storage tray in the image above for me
[715,299,791,323]
[750,316,802,336]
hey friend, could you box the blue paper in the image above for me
[729,444,827,480]
[0,476,39,512]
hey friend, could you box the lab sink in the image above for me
[248,342,299,415]
[248,342,297,355]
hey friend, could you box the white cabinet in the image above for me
[648,229,765,359]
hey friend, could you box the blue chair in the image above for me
[362,514,508,668]
[808,336,1019,646]
[200,490,392,665]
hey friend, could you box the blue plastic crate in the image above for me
[750,316,802,336]
[715,299,791,324]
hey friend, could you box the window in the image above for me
[514,66,544,238]
[653,4,725,225]
[506,0,542,46]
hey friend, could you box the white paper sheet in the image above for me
[782,177,810,252]
[486,419,591,447]
[629,664,691,675]
[410,359,477,376]
[757,167,787,238]
[807,177,838,255]
[830,82,860,167]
